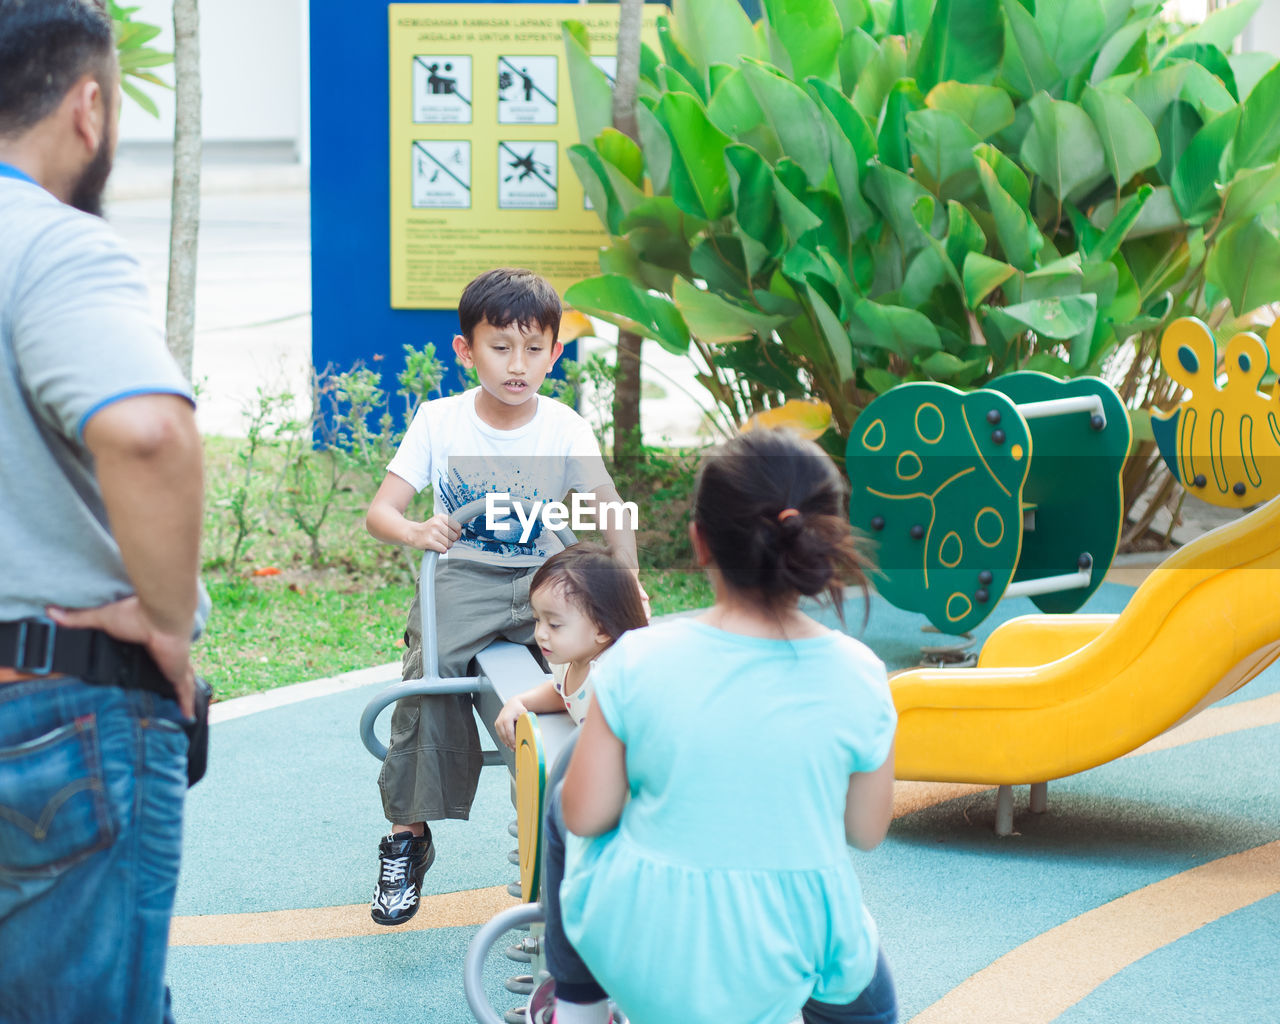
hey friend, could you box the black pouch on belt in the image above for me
[185,676,212,787]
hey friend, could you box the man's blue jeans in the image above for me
[0,678,187,1024]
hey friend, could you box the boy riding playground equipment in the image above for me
[359,497,577,1023]
[846,372,1130,635]
[887,319,1280,835]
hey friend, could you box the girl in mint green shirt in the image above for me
[540,429,898,1024]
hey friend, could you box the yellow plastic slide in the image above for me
[891,497,1280,785]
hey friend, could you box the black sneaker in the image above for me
[370,831,435,926]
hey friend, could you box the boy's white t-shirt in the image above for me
[387,388,611,566]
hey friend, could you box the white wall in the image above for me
[1241,0,1280,52]
[118,0,306,148]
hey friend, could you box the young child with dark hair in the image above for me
[494,544,648,749]
[531,428,898,1024]
[364,268,640,926]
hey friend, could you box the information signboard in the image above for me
[388,3,659,309]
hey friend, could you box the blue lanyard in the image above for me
[0,162,37,185]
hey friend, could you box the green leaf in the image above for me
[890,0,933,36]
[838,27,880,96]
[661,64,705,100]
[656,92,734,221]
[946,200,988,272]
[925,82,1015,140]
[879,79,924,174]
[725,145,782,254]
[657,15,708,102]
[763,0,844,86]
[672,0,760,75]
[563,25,614,147]
[740,59,832,189]
[1234,59,1280,169]
[120,77,159,118]
[852,34,912,120]
[672,277,791,343]
[1206,217,1280,316]
[864,164,935,258]
[863,367,903,393]
[916,0,1004,93]
[999,294,1098,339]
[1090,20,1151,85]
[1081,87,1161,187]
[1090,184,1153,261]
[706,68,768,141]
[1001,0,1062,94]
[564,275,692,354]
[1172,107,1240,223]
[1127,64,1192,128]
[568,145,622,234]
[1089,185,1183,238]
[976,159,1043,270]
[808,77,878,166]
[1160,43,1239,102]
[975,143,1031,207]
[918,351,971,379]
[851,299,943,356]
[902,246,956,308]
[1155,99,1203,186]
[808,87,877,242]
[595,128,645,188]
[1036,0,1106,78]
[906,109,982,195]
[964,252,1018,308]
[1020,92,1107,202]
[806,284,857,380]
[635,102,672,194]
[1221,164,1280,224]
[833,0,874,32]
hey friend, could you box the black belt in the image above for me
[0,616,174,699]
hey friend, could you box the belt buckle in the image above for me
[14,616,56,676]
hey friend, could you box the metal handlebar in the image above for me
[359,496,578,759]
[463,902,545,1024]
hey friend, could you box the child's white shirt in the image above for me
[387,388,610,566]
[552,661,594,726]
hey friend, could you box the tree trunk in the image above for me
[166,0,202,382]
[610,0,644,464]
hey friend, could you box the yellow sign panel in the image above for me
[388,3,657,309]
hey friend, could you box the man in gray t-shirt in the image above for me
[0,3,204,1022]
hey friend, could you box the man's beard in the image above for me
[69,135,113,217]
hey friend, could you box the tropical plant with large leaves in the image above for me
[107,1,172,117]
[562,0,1280,528]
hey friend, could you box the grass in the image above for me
[194,568,713,701]
[195,433,712,700]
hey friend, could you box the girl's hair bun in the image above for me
[694,429,871,617]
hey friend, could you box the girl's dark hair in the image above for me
[531,543,647,643]
[0,0,114,137]
[458,267,562,344]
[694,429,871,620]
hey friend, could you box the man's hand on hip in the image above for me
[46,597,196,717]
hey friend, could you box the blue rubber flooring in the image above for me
[167,582,1280,1023]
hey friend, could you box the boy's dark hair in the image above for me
[0,0,115,138]
[694,429,871,621]
[531,543,647,645]
[458,268,562,345]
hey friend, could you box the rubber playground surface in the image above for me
[167,579,1280,1024]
